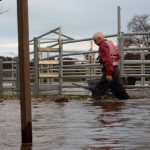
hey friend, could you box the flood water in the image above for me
[0,99,150,150]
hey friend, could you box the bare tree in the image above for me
[124,15,150,47]
[0,0,9,14]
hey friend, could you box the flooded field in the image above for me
[0,98,150,150]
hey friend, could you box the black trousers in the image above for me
[92,67,129,100]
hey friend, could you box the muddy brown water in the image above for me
[0,99,150,150]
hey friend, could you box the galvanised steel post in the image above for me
[117,6,122,70]
[0,59,3,94]
[17,0,32,143]
[90,40,94,79]
[11,58,15,90]
[87,49,90,79]
[59,27,63,95]
[117,23,125,78]
[117,6,121,38]
[34,37,39,95]
[16,58,20,92]
[47,52,51,84]
[141,51,145,86]
[91,40,96,77]
[120,32,125,76]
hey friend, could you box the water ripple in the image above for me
[0,99,150,150]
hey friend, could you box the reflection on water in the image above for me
[0,99,150,150]
[21,144,32,150]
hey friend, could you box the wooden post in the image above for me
[17,0,32,143]
[21,144,32,150]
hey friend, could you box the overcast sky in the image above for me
[0,0,150,57]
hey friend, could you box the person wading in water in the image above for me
[92,32,129,100]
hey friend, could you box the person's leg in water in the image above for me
[110,67,129,100]
[92,73,111,100]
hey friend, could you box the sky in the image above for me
[0,0,150,57]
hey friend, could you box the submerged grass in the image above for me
[0,94,90,103]
[0,93,148,103]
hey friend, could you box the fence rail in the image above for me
[1,31,150,95]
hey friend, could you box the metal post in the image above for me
[141,51,145,85]
[34,37,39,95]
[59,27,63,95]
[90,40,95,78]
[17,0,32,144]
[40,48,44,85]
[16,58,20,92]
[47,52,50,84]
[117,6,121,37]
[87,51,90,80]
[117,6,122,70]
[0,59,3,94]
[89,41,94,79]
[11,58,15,90]
[120,32,125,76]
[91,41,96,76]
